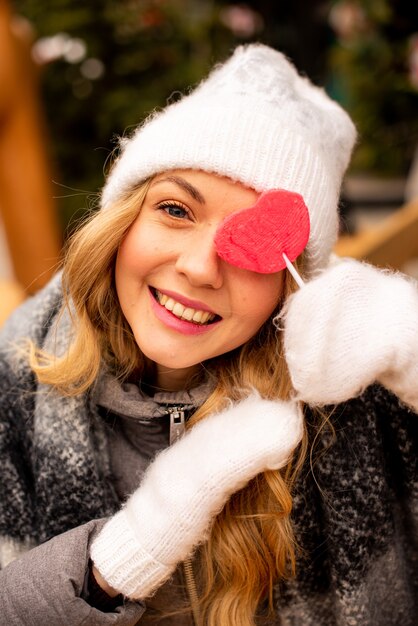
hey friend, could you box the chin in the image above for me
[138,347,203,371]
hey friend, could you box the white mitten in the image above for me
[91,394,302,599]
[281,259,418,410]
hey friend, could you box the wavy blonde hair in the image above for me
[29,179,307,626]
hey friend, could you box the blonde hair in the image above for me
[29,179,307,626]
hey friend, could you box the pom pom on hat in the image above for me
[101,44,356,274]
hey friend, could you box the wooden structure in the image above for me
[334,198,418,271]
[0,1,61,324]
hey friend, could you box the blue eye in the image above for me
[159,202,189,219]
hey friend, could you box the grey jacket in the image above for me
[1,275,417,625]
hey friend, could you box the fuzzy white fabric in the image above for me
[101,44,356,274]
[91,393,303,599]
[281,259,418,411]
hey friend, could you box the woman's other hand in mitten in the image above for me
[281,259,418,411]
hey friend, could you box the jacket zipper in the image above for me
[183,557,201,625]
[168,406,187,446]
[167,406,201,625]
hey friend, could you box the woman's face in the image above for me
[115,169,284,390]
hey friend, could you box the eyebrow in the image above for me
[150,176,206,205]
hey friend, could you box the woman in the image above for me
[0,44,417,626]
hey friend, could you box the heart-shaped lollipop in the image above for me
[214,189,310,275]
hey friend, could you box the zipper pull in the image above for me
[168,407,186,445]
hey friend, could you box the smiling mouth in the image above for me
[151,288,220,325]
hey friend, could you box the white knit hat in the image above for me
[101,44,356,273]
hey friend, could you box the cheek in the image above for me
[114,227,154,308]
[115,247,134,310]
[116,223,162,280]
[115,240,142,301]
[237,273,284,324]
[116,239,136,278]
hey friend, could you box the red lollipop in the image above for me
[214,189,310,277]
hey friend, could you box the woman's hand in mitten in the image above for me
[91,394,302,600]
[281,259,418,410]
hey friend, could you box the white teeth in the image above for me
[164,297,175,311]
[172,302,184,317]
[155,290,216,325]
[181,307,194,321]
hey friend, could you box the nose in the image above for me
[175,228,223,289]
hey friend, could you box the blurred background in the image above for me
[1,0,418,322]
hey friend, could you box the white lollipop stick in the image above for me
[282,252,304,288]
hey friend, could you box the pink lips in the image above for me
[149,288,220,336]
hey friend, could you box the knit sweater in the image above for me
[0,275,417,625]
